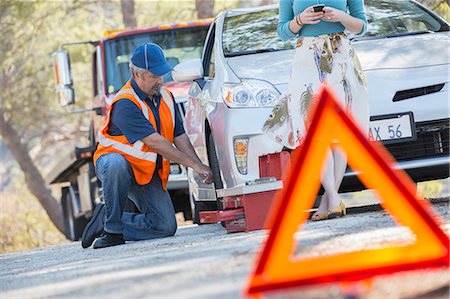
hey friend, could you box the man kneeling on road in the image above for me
[81,43,213,249]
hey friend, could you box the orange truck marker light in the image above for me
[245,87,449,296]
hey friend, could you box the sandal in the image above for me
[327,201,346,219]
[311,211,328,221]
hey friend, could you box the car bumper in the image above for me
[341,155,450,193]
[210,104,282,188]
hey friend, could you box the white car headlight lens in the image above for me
[222,79,280,108]
[256,89,278,106]
[235,89,252,105]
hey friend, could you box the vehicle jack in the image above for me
[199,152,291,233]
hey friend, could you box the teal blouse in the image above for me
[278,0,367,41]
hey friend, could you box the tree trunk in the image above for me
[196,0,215,19]
[120,0,137,28]
[0,110,65,234]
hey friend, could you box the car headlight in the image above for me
[221,80,280,108]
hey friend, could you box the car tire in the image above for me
[61,187,88,241]
[207,133,224,210]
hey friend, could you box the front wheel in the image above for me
[207,132,223,210]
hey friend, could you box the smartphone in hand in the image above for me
[313,4,325,12]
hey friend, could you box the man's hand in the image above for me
[193,162,214,184]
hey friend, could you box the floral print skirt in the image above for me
[263,33,369,149]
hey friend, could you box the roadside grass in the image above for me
[0,181,67,254]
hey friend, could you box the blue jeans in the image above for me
[95,153,177,241]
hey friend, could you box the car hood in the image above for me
[354,32,450,70]
[227,32,450,84]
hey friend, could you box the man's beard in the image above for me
[152,84,162,92]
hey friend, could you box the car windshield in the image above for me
[222,0,448,57]
[105,27,208,94]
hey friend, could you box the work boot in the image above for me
[81,202,105,248]
[93,232,125,249]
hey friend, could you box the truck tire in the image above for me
[207,133,223,210]
[61,187,88,241]
[89,120,96,148]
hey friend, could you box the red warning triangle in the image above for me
[246,87,449,295]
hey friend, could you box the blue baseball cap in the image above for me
[131,43,173,76]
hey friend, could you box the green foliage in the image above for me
[0,1,122,147]
[135,0,240,26]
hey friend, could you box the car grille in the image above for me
[384,120,450,161]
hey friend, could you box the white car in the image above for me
[173,0,450,222]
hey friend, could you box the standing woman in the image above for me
[263,0,369,220]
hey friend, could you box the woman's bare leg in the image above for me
[328,147,347,209]
[318,149,335,214]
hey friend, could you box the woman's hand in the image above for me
[321,7,346,23]
[297,5,325,25]
[322,6,365,33]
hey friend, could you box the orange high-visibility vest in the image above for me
[94,80,176,189]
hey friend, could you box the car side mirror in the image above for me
[52,50,75,106]
[172,58,204,82]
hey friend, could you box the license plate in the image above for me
[369,112,416,144]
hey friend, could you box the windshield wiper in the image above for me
[224,48,282,57]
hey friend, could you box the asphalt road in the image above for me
[0,203,448,299]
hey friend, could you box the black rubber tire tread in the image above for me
[61,187,88,241]
[207,133,224,210]
[89,120,96,148]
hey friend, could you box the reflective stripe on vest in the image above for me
[160,87,175,128]
[114,87,150,119]
[97,133,157,162]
